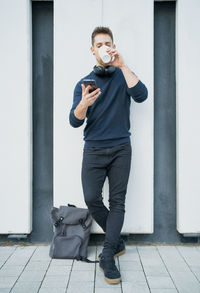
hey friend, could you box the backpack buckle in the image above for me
[79,218,87,230]
[54,216,64,227]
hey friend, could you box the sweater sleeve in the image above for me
[126,79,148,103]
[69,81,85,128]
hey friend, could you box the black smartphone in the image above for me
[83,79,98,93]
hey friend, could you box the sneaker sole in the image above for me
[97,249,126,261]
[99,266,121,284]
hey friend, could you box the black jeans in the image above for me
[81,142,132,256]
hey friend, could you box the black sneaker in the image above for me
[99,254,121,284]
[98,237,126,261]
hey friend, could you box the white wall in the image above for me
[0,0,32,233]
[176,0,200,233]
[54,0,154,233]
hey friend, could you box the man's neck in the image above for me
[96,61,106,68]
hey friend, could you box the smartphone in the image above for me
[83,79,98,93]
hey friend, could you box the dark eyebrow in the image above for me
[96,42,111,45]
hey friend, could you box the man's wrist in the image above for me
[119,63,128,70]
[79,100,88,109]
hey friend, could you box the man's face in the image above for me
[90,33,116,67]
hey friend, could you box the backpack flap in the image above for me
[50,205,92,228]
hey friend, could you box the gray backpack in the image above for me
[49,204,99,263]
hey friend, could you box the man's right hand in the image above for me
[73,84,101,121]
[80,84,101,107]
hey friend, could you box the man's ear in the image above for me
[90,46,95,55]
[113,44,116,49]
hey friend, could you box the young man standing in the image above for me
[69,26,148,284]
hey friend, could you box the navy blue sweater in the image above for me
[69,67,148,148]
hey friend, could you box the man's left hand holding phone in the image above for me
[73,79,101,120]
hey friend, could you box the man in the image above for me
[69,26,148,284]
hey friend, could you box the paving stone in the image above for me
[5,258,31,266]
[40,275,69,288]
[120,270,147,283]
[0,265,24,277]
[0,289,11,293]
[72,260,95,271]
[10,281,41,292]
[146,276,175,289]
[95,288,122,293]
[38,288,66,293]
[0,276,17,289]
[121,281,150,293]
[0,244,199,293]
[176,246,200,267]
[119,260,143,271]
[169,271,200,293]
[0,262,6,268]
[67,281,94,293]
[46,265,71,275]
[51,259,73,266]
[143,265,169,277]
[151,288,177,293]
[70,270,94,282]
[18,270,46,282]
[24,260,50,271]
[158,246,200,293]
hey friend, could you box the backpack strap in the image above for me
[76,256,99,263]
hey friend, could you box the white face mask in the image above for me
[98,45,115,63]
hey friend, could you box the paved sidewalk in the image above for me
[0,243,200,293]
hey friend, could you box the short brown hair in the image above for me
[91,26,114,46]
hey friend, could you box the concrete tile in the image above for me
[30,247,51,261]
[146,276,175,289]
[190,266,200,281]
[40,275,69,288]
[157,246,190,272]
[18,270,46,282]
[176,246,200,267]
[11,281,41,292]
[119,260,143,271]
[151,289,177,293]
[0,289,11,293]
[121,281,150,293]
[0,276,17,288]
[51,259,73,266]
[95,288,122,293]
[72,260,95,271]
[10,247,36,258]
[46,265,71,275]
[0,265,24,277]
[0,246,17,251]
[0,262,6,268]
[5,257,31,266]
[24,260,50,271]
[0,253,14,261]
[67,281,94,293]
[120,270,147,283]
[38,288,66,293]
[143,265,169,277]
[170,271,200,293]
[70,270,94,282]
[118,252,139,261]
